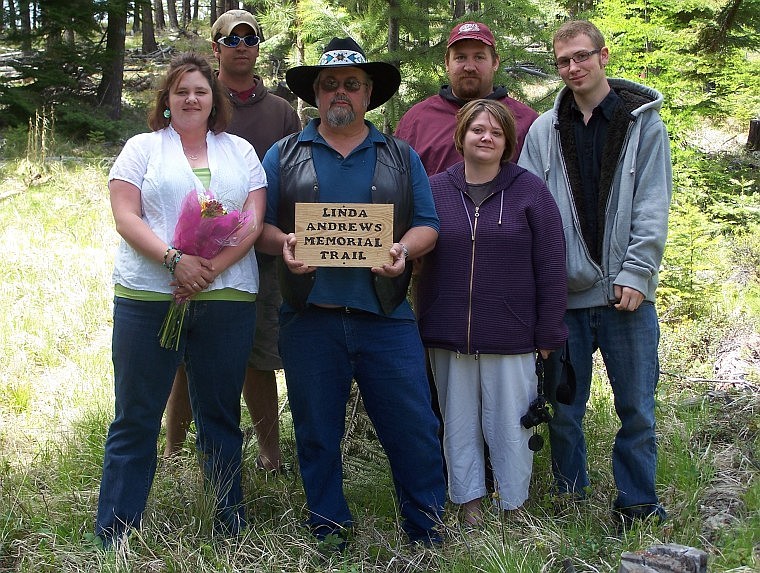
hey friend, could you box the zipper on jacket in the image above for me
[466,205,479,354]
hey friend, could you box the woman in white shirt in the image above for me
[95,52,266,547]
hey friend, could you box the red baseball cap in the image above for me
[447,21,496,48]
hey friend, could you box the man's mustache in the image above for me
[330,95,352,106]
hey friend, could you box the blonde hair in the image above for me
[553,20,606,51]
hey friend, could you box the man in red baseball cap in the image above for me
[395,22,540,499]
[395,21,538,176]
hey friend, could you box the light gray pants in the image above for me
[429,349,537,510]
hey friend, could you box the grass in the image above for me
[0,158,758,572]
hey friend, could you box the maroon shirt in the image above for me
[395,86,538,176]
[221,74,301,160]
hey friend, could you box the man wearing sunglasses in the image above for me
[163,9,301,475]
[518,20,672,531]
[256,37,445,548]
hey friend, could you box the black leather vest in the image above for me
[275,131,414,314]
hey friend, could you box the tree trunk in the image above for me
[295,28,307,123]
[142,0,159,53]
[40,1,62,54]
[19,0,32,53]
[97,0,128,120]
[132,1,141,35]
[210,0,217,25]
[386,0,400,133]
[748,119,760,150]
[420,0,430,49]
[5,0,17,33]
[452,0,464,20]
[155,0,165,30]
[167,0,179,28]
[181,0,190,26]
[704,0,744,52]
[192,0,199,21]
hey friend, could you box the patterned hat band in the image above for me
[285,37,401,110]
[318,49,368,66]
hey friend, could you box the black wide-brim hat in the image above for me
[285,37,401,111]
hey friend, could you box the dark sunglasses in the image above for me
[318,77,368,93]
[217,34,260,48]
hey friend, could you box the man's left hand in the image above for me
[613,285,644,311]
[371,243,406,277]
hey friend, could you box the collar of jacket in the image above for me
[438,84,508,106]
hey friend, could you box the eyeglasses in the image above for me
[554,49,601,69]
[217,34,260,48]
[318,77,368,93]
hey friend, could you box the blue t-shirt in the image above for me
[263,119,439,319]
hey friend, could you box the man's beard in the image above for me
[453,76,485,100]
[326,104,355,127]
[323,95,356,127]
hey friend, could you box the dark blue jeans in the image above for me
[278,306,445,542]
[544,303,665,516]
[95,297,255,542]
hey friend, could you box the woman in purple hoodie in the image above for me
[416,99,567,525]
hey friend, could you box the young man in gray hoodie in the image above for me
[518,19,672,529]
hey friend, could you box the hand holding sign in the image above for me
[282,232,316,274]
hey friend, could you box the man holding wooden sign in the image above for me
[257,37,445,548]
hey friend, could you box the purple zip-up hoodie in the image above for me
[417,161,568,355]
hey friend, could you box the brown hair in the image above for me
[147,51,232,133]
[454,99,517,164]
[553,20,606,51]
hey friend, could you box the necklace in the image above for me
[181,139,206,161]
[183,145,205,160]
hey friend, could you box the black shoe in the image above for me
[614,504,667,533]
[311,523,352,554]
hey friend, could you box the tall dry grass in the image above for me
[0,157,757,572]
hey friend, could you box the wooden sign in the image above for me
[295,203,394,267]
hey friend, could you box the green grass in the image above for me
[0,158,758,572]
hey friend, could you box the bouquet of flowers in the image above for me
[159,189,255,350]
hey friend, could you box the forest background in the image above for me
[0,0,758,572]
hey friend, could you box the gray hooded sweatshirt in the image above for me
[518,78,672,309]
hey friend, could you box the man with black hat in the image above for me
[256,37,445,547]
[395,21,538,176]
[164,9,300,473]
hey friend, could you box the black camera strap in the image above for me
[528,353,548,452]
[535,353,545,397]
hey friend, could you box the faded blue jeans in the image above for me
[95,297,255,543]
[544,302,665,516]
[278,305,446,543]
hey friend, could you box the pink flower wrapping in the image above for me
[159,189,255,350]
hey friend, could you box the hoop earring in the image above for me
[163,109,171,119]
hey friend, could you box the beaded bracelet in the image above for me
[169,250,183,275]
[162,248,183,275]
[162,246,174,269]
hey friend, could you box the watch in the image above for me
[399,242,409,259]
